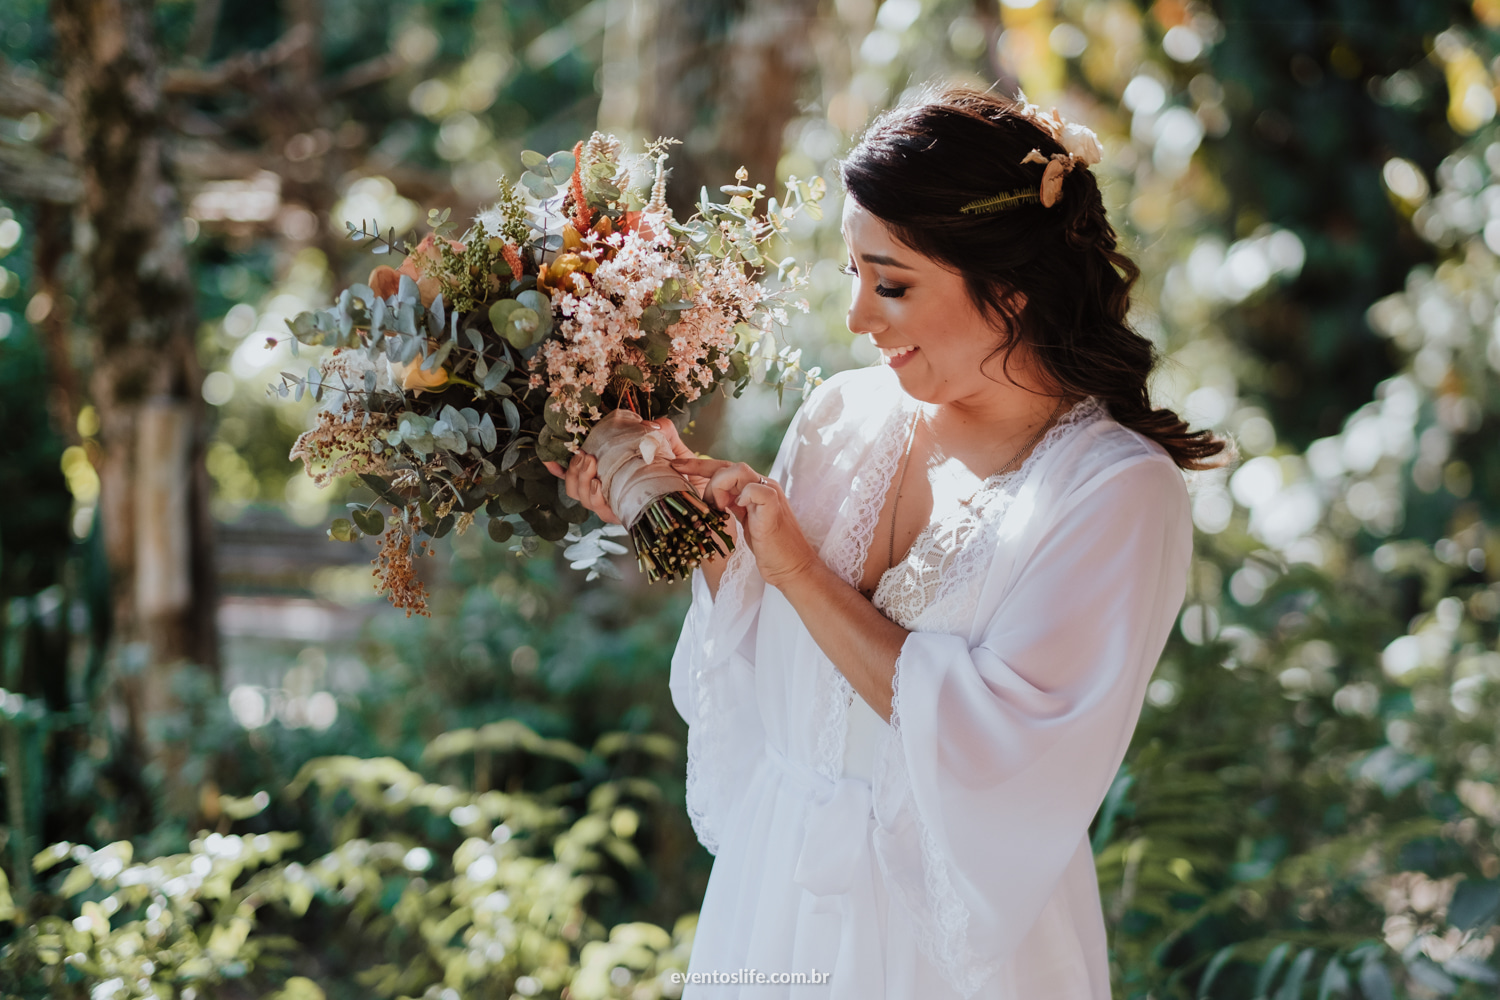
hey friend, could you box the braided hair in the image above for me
[841,86,1227,471]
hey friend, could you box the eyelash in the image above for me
[841,263,906,299]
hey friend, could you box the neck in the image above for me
[922,377,1069,438]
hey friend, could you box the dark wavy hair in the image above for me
[841,86,1227,471]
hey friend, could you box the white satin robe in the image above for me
[669,366,1192,998]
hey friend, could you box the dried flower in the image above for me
[1059,122,1103,166]
[368,265,401,299]
[373,528,429,616]
[400,234,466,307]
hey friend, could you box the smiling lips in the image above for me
[878,344,919,368]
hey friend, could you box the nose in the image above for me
[845,278,886,338]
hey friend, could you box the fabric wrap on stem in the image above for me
[581,408,694,529]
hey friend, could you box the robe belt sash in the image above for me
[765,745,886,998]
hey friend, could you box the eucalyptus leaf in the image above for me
[522,507,568,542]
[397,273,421,305]
[642,327,672,365]
[483,363,510,393]
[510,307,542,346]
[543,398,570,435]
[521,172,558,199]
[351,508,385,536]
[514,290,552,338]
[639,304,666,333]
[547,150,576,184]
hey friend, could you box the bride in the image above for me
[555,87,1225,998]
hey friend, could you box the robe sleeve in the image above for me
[874,452,1192,992]
[668,379,838,852]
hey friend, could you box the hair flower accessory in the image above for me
[959,93,1105,214]
[1022,149,1071,208]
[1059,121,1103,166]
[1008,90,1104,207]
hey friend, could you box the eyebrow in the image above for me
[856,252,915,270]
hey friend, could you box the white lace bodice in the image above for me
[870,397,1108,632]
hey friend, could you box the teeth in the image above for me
[880,345,916,360]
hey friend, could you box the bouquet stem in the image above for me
[630,490,736,582]
[582,409,736,582]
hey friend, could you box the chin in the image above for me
[886,366,938,403]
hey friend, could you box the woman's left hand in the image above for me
[671,458,821,588]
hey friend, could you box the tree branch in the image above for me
[0,139,81,203]
[321,51,406,99]
[161,23,313,96]
[0,59,68,119]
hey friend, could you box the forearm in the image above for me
[700,550,729,597]
[698,516,744,598]
[774,560,908,721]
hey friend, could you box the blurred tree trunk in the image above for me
[50,0,218,818]
[601,0,821,451]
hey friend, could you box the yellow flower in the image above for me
[387,355,450,393]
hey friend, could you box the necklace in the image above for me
[886,399,1066,571]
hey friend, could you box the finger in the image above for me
[649,419,696,462]
[736,481,778,507]
[671,457,732,478]
[564,454,595,504]
[543,460,565,480]
[706,467,751,512]
[649,417,681,444]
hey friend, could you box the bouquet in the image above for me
[274,134,824,613]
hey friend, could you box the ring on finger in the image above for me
[758,476,767,486]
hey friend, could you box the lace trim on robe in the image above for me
[874,396,1107,997]
[682,535,754,855]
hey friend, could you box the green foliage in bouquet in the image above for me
[275,136,824,611]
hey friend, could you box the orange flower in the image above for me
[398,234,466,307]
[501,242,525,281]
[387,353,450,393]
[569,140,592,231]
[368,265,401,299]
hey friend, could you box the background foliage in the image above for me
[2,0,1500,997]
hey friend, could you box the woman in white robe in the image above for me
[555,87,1225,998]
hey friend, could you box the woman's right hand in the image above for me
[544,451,622,524]
[544,417,708,526]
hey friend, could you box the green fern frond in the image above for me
[959,188,1040,214]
